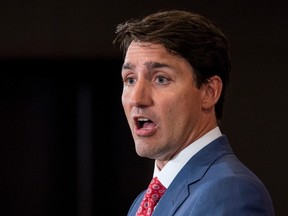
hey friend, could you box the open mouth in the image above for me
[136,117,156,129]
[133,116,158,136]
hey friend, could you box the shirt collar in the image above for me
[153,126,222,188]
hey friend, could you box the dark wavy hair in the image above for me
[113,9,231,123]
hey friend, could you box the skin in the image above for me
[121,41,222,170]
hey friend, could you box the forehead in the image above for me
[122,41,195,80]
[125,41,169,57]
[124,41,188,67]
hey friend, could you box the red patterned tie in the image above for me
[136,177,166,216]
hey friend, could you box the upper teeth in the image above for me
[138,117,148,121]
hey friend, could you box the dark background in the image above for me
[1,1,287,215]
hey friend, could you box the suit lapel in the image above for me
[153,135,234,215]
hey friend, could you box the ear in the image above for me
[201,75,223,110]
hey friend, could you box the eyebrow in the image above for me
[122,61,171,71]
[122,62,134,70]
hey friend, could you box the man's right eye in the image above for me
[127,77,136,85]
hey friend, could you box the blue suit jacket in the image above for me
[128,135,275,216]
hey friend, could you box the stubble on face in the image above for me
[122,42,205,164]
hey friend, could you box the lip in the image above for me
[133,115,158,137]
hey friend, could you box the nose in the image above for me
[129,79,152,108]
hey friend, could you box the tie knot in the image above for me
[145,177,166,202]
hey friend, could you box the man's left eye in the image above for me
[156,76,168,84]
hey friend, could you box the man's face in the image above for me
[121,41,211,165]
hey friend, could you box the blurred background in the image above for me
[1,0,287,215]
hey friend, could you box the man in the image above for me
[113,9,275,215]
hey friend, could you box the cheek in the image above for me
[172,90,202,118]
[121,91,129,106]
[121,95,130,116]
[160,97,185,120]
[121,94,125,106]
